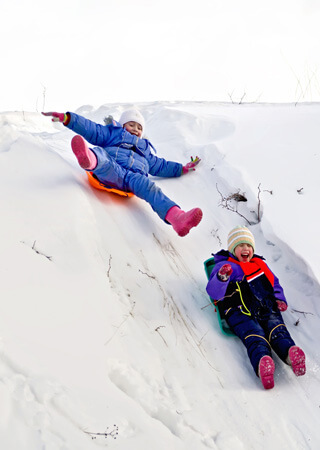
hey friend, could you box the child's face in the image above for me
[234,243,253,263]
[124,121,143,138]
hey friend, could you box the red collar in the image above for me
[228,256,274,286]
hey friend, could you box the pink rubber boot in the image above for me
[71,135,97,170]
[165,206,203,237]
[287,346,306,376]
[258,355,275,389]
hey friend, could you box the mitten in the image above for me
[182,156,201,174]
[217,264,233,282]
[42,111,69,124]
[104,115,117,126]
[276,300,288,311]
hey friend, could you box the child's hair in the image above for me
[119,109,145,132]
[228,226,255,255]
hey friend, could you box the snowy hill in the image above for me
[1,102,320,449]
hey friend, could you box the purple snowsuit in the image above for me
[65,112,183,221]
[206,250,296,375]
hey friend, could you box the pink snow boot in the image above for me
[258,355,275,390]
[71,135,97,170]
[287,346,306,376]
[165,206,203,237]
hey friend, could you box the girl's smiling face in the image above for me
[234,243,254,262]
[124,121,143,138]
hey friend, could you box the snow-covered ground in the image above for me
[1,101,320,449]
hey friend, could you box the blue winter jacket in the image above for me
[65,112,183,178]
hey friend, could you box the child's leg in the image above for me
[71,135,97,170]
[71,136,128,189]
[90,148,128,189]
[226,308,272,376]
[126,171,176,219]
[262,311,306,376]
[125,172,202,235]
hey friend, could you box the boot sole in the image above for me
[258,356,275,389]
[288,346,306,376]
[71,135,92,169]
[177,208,203,237]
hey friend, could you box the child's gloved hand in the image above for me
[276,300,288,311]
[42,112,68,123]
[217,264,233,282]
[182,156,201,174]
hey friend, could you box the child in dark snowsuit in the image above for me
[206,226,306,389]
[42,109,202,237]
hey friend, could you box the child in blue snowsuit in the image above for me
[42,109,202,237]
[206,226,306,389]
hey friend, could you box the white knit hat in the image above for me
[227,226,255,255]
[119,109,145,132]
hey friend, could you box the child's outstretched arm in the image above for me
[148,154,183,178]
[148,155,201,178]
[42,111,122,147]
[206,263,233,300]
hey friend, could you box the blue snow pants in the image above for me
[90,146,178,221]
[226,307,295,375]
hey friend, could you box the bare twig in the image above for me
[295,69,317,105]
[291,308,314,317]
[107,255,112,278]
[228,90,247,104]
[211,228,222,246]
[21,240,52,261]
[239,92,246,104]
[155,326,168,347]
[228,90,235,103]
[84,424,119,440]
[138,269,156,280]
[285,57,320,105]
[257,184,262,222]
[216,184,253,225]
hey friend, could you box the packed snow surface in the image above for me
[0,101,320,449]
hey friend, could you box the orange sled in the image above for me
[86,172,134,198]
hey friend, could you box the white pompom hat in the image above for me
[119,109,145,132]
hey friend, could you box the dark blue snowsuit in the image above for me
[206,250,296,375]
[65,112,183,221]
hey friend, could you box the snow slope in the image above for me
[0,102,320,449]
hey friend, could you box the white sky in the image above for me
[2,0,320,112]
